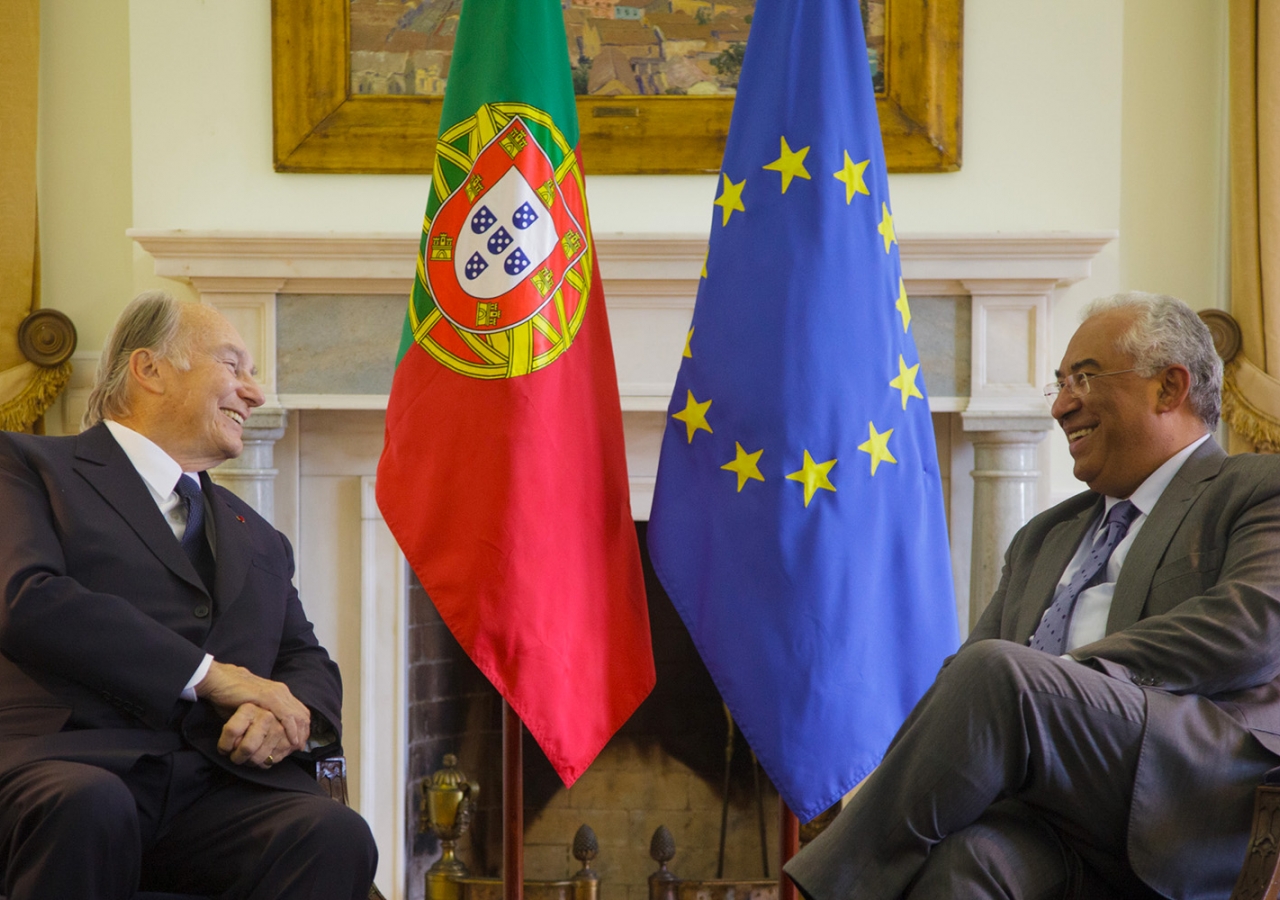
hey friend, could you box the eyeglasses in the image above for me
[1043,369,1138,400]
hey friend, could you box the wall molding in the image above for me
[130,229,1115,297]
[129,228,1115,417]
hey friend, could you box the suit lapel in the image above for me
[1013,498,1103,643]
[202,473,251,614]
[73,424,207,594]
[1105,438,1225,633]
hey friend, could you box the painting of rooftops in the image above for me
[350,0,886,98]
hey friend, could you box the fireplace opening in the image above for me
[406,521,782,900]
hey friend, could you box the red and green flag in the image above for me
[376,0,655,786]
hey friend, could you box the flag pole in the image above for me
[503,700,524,900]
[779,804,799,900]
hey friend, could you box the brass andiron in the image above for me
[439,823,602,900]
[648,825,678,900]
[648,825,778,900]
[421,754,479,900]
[570,824,601,900]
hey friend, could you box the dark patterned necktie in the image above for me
[1029,499,1140,655]
[175,475,216,592]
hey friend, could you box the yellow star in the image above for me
[672,390,713,443]
[858,422,897,475]
[833,151,870,204]
[895,278,911,332]
[889,355,924,410]
[763,136,811,194]
[877,202,896,253]
[721,442,765,492]
[701,250,709,278]
[713,173,746,226]
[785,449,837,507]
[683,327,694,359]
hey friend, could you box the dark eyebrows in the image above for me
[1054,357,1103,378]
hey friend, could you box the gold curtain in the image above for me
[0,0,69,433]
[1226,0,1280,451]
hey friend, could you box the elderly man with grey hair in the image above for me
[0,292,376,898]
[785,292,1280,900]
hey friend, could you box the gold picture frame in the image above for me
[272,0,961,175]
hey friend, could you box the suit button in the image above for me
[193,604,210,618]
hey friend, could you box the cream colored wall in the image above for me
[1120,0,1230,308]
[120,1,1130,237]
[37,0,136,354]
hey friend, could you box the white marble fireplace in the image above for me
[126,229,1112,899]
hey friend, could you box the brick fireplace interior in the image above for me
[407,521,783,900]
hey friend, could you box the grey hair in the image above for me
[1082,291,1223,429]
[82,291,193,429]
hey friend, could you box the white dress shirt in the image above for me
[1054,433,1212,653]
[103,420,215,700]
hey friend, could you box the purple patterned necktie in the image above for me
[1029,499,1140,655]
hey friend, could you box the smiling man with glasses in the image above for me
[786,292,1280,900]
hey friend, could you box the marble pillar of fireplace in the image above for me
[130,229,1113,899]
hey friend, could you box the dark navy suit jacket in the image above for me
[0,423,342,796]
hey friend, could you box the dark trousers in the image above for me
[0,749,377,900]
[783,640,1273,900]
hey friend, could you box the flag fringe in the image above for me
[0,362,71,432]
[1222,360,1280,451]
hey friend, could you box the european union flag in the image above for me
[647,0,960,822]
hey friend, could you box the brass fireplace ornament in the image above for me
[421,754,479,900]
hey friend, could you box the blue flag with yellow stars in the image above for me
[647,0,959,822]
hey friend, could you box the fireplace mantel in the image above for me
[130,230,1111,407]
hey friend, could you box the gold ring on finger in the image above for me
[265,755,274,766]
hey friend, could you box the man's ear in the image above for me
[127,348,167,397]
[1155,364,1193,413]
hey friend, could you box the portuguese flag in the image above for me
[376,0,655,786]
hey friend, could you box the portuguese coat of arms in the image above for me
[412,104,595,379]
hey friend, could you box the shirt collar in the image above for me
[103,420,194,502]
[1103,432,1211,518]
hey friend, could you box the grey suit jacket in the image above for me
[0,423,343,795]
[967,438,1280,896]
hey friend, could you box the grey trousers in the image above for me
[783,640,1270,900]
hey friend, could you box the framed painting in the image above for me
[272,0,961,175]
